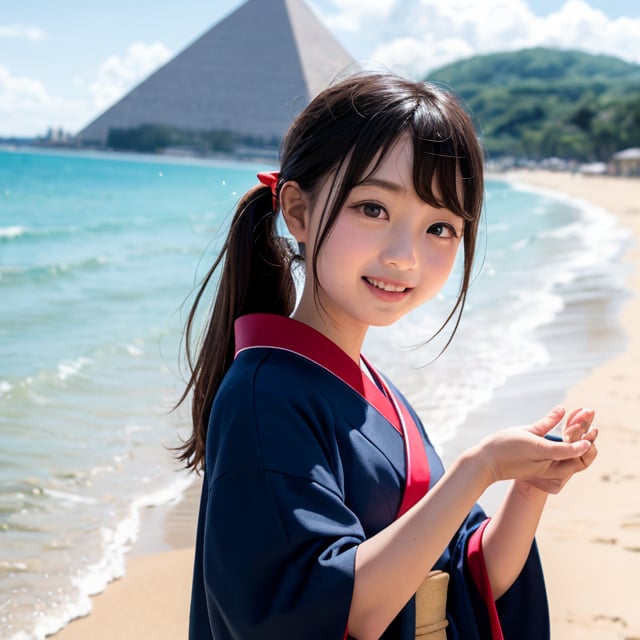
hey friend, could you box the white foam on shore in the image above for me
[5,472,195,640]
[72,473,195,610]
[507,178,631,252]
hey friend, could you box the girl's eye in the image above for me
[361,203,387,219]
[428,223,458,238]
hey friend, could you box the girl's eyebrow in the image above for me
[356,177,407,193]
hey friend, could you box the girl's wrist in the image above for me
[458,443,495,493]
[513,479,549,503]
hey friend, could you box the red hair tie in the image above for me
[257,171,280,211]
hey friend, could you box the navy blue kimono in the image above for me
[189,313,549,639]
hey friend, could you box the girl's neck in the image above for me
[290,304,368,364]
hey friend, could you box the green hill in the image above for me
[426,47,640,161]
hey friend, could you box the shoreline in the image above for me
[502,171,640,638]
[50,478,201,639]
[51,170,640,639]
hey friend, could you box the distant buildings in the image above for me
[76,0,355,153]
[486,149,640,178]
[43,127,73,144]
[611,148,640,177]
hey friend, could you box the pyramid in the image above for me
[78,0,355,145]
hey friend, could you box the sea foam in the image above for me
[0,225,26,239]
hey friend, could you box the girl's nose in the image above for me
[380,227,417,270]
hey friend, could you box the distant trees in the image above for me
[428,47,640,161]
[106,124,278,155]
[108,125,177,153]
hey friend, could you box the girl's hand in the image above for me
[479,407,598,494]
[563,407,596,443]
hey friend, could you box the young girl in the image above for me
[177,73,597,640]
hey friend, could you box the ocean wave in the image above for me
[1,468,194,640]
[57,357,92,382]
[510,237,530,251]
[0,225,26,240]
[74,477,195,635]
[536,201,628,292]
[0,224,82,243]
[0,356,94,405]
[42,488,100,505]
[0,219,143,246]
[0,255,109,284]
[507,179,631,236]
[126,344,144,356]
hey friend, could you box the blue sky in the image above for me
[2,0,639,137]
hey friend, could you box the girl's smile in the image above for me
[363,276,413,295]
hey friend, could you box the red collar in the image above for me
[235,313,430,516]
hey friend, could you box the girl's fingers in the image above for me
[565,407,583,425]
[565,408,593,428]
[564,408,595,443]
[544,437,593,460]
[578,441,598,469]
[529,407,566,437]
[564,425,586,443]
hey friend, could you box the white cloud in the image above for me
[321,0,396,31]
[0,63,61,136]
[320,0,640,76]
[534,0,640,60]
[0,24,46,40]
[0,64,80,137]
[0,41,172,137]
[0,65,52,111]
[88,41,172,111]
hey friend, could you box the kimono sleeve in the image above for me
[395,396,550,640]
[442,505,550,640]
[190,355,364,640]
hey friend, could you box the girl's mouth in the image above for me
[364,277,410,293]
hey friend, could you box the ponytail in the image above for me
[175,183,297,472]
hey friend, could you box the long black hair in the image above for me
[176,72,485,472]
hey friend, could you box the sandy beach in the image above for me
[506,171,640,640]
[51,170,640,639]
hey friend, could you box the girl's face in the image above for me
[292,135,464,358]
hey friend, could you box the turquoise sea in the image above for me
[0,147,630,639]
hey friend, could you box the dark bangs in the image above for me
[409,90,484,226]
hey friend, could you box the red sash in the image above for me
[234,313,431,516]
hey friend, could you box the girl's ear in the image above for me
[280,181,310,243]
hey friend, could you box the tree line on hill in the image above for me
[427,47,640,162]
